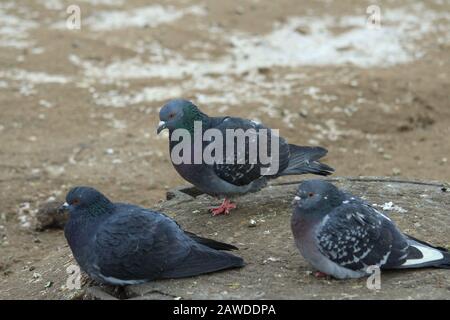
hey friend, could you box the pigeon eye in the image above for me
[168,113,175,119]
[71,199,80,205]
[308,192,314,197]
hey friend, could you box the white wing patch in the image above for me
[401,245,443,266]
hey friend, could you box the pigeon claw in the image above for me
[210,199,237,216]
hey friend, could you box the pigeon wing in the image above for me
[183,230,238,251]
[94,207,190,282]
[210,117,290,186]
[152,209,238,250]
[315,203,409,271]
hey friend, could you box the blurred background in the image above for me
[0,0,449,298]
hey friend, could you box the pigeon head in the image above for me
[293,180,344,214]
[63,186,113,216]
[157,99,207,134]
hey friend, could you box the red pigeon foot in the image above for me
[210,199,237,216]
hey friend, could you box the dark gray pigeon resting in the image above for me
[62,186,244,286]
[157,99,334,215]
[291,180,450,279]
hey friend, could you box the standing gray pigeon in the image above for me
[61,186,244,285]
[157,99,334,215]
[291,180,450,279]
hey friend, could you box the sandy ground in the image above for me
[0,0,449,299]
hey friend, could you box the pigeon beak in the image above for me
[157,121,167,134]
[292,195,301,205]
[58,202,69,213]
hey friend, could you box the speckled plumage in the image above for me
[291,180,450,279]
[158,99,334,199]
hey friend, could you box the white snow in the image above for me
[0,69,70,84]
[93,87,183,107]
[0,5,38,48]
[373,202,408,213]
[62,4,450,109]
[85,5,206,31]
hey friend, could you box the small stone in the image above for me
[263,257,281,264]
[299,110,308,118]
[257,67,271,75]
[392,168,401,176]
[383,154,392,160]
[248,219,257,227]
[295,26,310,35]
[45,281,53,288]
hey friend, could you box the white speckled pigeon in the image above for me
[291,180,450,279]
[157,99,334,216]
[62,186,244,286]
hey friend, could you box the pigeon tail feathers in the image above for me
[396,235,450,269]
[160,244,244,279]
[281,145,334,176]
[438,251,450,269]
[184,231,238,251]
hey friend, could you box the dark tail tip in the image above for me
[186,231,239,251]
[281,145,334,176]
[303,161,335,176]
[437,251,450,269]
[232,255,246,268]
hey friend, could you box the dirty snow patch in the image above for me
[93,86,183,107]
[228,6,449,68]
[0,6,38,48]
[79,0,124,5]
[85,5,206,30]
[0,69,70,84]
